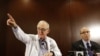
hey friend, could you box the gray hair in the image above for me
[37,20,49,29]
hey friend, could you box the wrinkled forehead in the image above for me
[37,21,49,29]
[80,27,90,32]
[37,24,49,29]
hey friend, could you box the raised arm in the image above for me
[7,13,18,28]
[7,13,32,43]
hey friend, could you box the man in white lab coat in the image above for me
[7,13,62,56]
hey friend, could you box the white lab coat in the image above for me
[12,26,62,56]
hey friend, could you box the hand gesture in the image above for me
[7,13,18,28]
[44,52,53,56]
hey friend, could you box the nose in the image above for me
[85,32,88,34]
[84,32,88,35]
[40,30,44,34]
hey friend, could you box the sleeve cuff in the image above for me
[50,51,55,56]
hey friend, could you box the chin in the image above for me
[86,39,89,41]
[40,36,45,38]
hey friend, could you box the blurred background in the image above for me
[0,0,100,56]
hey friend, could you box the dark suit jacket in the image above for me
[71,40,100,56]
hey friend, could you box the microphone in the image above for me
[79,45,87,56]
[78,53,83,56]
[75,51,84,56]
[79,45,86,51]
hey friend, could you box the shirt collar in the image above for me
[37,35,47,41]
[82,39,91,48]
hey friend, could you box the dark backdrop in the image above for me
[0,0,100,56]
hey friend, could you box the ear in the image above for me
[47,29,50,34]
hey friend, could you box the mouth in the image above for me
[40,34,44,36]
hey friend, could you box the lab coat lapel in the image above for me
[45,37,50,52]
[35,35,40,52]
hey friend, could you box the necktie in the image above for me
[86,42,93,56]
[39,39,48,50]
[39,39,48,56]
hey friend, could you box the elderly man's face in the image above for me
[37,27,49,39]
[80,27,90,41]
[37,20,50,39]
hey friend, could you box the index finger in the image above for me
[7,13,14,20]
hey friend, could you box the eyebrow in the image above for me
[80,31,90,34]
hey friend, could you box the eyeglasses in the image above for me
[80,31,90,34]
[37,28,48,31]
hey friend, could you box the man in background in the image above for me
[7,13,62,56]
[72,27,100,56]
